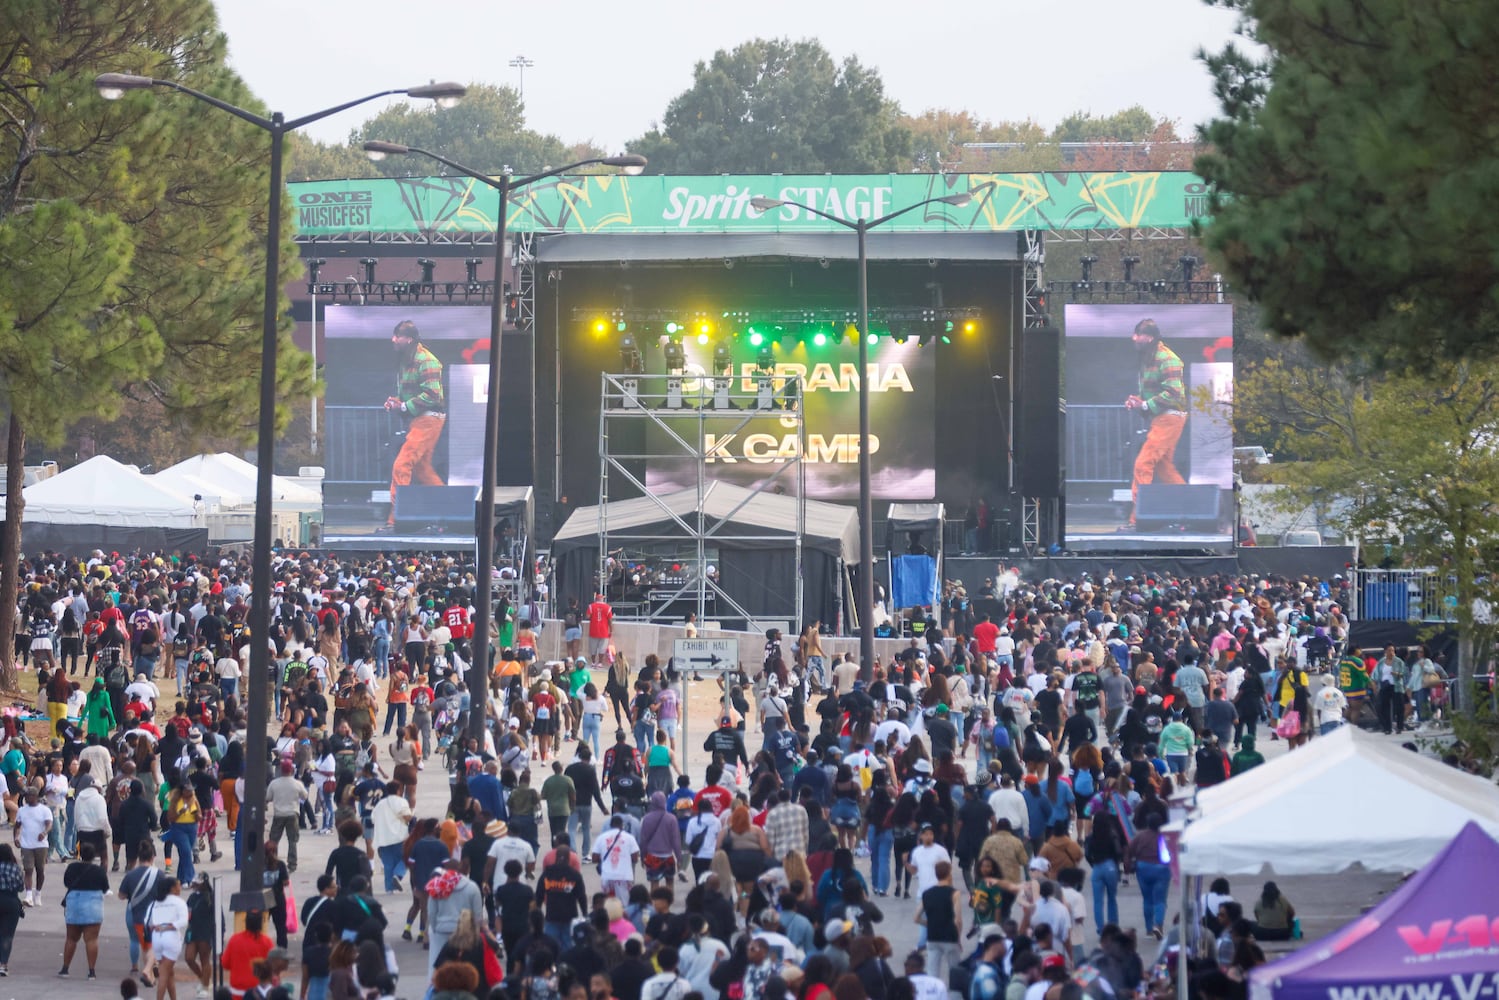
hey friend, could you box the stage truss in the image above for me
[597,371,809,630]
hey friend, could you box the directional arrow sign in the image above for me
[672,637,739,671]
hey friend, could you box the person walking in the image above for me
[118,840,161,983]
[1123,815,1170,939]
[58,842,111,980]
[916,860,962,985]
[145,876,190,1000]
[15,788,52,906]
[0,844,21,976]
[267,761,310,872]
[162,780,200,884]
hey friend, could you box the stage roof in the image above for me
[551,481,859,562]
[290,171,1206,241]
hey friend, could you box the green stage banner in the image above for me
[290,171,1209,238]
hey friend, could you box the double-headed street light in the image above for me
[362,141,646,744]
[94,73,465,909]
[748,186,986,682]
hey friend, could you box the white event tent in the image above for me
[154,453,321,512]
[1178,724,1499,875]
[16,455,206,551]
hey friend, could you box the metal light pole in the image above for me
[509,56,535,101]
[750,186,986,681]
[94,74,464,907]
[363,142,645,744]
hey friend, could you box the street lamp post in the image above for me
[362,142,645,744]
[93,73,465,908]
[749,187,984,681]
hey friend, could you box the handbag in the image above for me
[483,934,505,984]
[285,887,298,933]
[1275,710,1301,738]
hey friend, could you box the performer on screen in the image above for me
[384,319,446,528]
[1122,318,1186,530]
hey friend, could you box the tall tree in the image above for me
[0,0,311,690]
[629,38,910,173]
[348,83,569,175]
[1196,0,1499,370]
[1237,355,1499,716]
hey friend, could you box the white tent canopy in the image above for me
[22,455,200,527]
[1178,726,1499,875]
[155,453,320,512]
[552,481,859,561]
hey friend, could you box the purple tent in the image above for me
[1248,822,1499,1000]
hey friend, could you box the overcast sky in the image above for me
[213,0,1246,153]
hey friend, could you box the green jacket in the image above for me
[84,687,116,737]
[1139,340,1186,414]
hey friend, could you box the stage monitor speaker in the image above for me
[1017,326,1062,497]
[1133,484,1221,529]
[393,485,479,531]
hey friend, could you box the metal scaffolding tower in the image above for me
[597,370,807,628]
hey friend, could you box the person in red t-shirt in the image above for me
[972,614,1000,655]
[220,909,274,998]
[586,594,613,666]
[692,774,733,817]
[442,600,472,661]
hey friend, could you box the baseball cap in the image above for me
[1028,857,1051,872]
[1042,954,1067,970]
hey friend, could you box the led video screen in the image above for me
[322,305,494,536]
[633,335,936,500]
[1063,303,1234,552]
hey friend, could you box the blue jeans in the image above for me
[374,637,391,675]
[378,843,407,892]
[1320,720,1343,736]
[306,976,330,1000]
[320,787,335,830]
[581,714,602,757]
[175,659,190,695]
[1090,858,1119,930]
[544,920,570,950]
[383,702,407,735]
[567,807,593,851]
[867,827,893,893]
[164,821,196,883]
[1135,861,1171,932]
[634,722,653,756]
[126,910,142,967]
[220,678,238,701]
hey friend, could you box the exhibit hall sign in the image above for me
[290,171,1210,237]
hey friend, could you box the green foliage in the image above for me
[628,38,910,174]
[1237,355,1499,713]
[348,83,570,176]
[0,0,313,448]
[1196,0,1499,370]
[286,134,380,183]
[1053,106,1162,143]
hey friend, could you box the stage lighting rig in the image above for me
[663,338,686,371]
[619,333,643,374]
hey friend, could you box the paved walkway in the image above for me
[0,675,1415,998]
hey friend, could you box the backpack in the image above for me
[991,725,1012,753]
[284,661,308,689]
[563,610,579,629]
[105,655,128,689]
[687,818,709,854]
[1073,769,1095,799]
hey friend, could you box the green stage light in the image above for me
[666,322,680,334]
[867,332,878,345]
[941,334,952,344]
[812,331,827,347]
[749,330,764,346]
[945,321,955,333]
[616,321,628,332]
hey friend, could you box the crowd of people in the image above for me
[0,549,1434,1000]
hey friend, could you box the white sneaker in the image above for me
[196,988,210,999]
